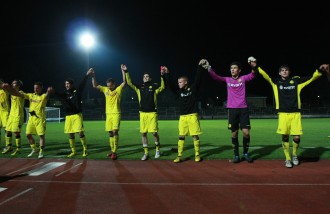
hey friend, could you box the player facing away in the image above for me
[163,60,204,163]
[249,56,324,168]
[52,68,94,158]
[123,64,165,161]
[203,58,256,163]
[3,81,51,158]
[0,80,25,155]
[0,78,10,151]
[91,66,126,160]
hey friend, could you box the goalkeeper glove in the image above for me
[202,60,211,70]
[248,56,256,64]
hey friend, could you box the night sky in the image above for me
[2,1,330,106]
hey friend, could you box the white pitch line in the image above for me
[0,187,7,192]
[25,162,66,176]
[8,180,330,186]
[55,163,83,177]
[6,162,44,176]
[0,188,33,206]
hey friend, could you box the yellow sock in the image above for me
[80,136,87,150]
[292,141,299,156]
[69,138,76,153]
[178,140,184,157]
[30,144,37,150]
[155,142,160,151]
[15,138,21,148]
[109,137,114,152]
[193,139,200,156]
[143,144,148,154]
[5,136,12,147]
[282,142,291,160]
[113,135,118,153]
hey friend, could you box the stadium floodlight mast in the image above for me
[79,31,96,68]
[79,31,96,101]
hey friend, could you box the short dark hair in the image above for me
[230,61,242,70]
[14,79,23,87]
[279,65,290,72]
[65,79,74,84]
[106,78,115,84]
[143,72,151,77]
[34,82,43,87]
[178,76,189,82]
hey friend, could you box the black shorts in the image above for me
[228,108,251,131]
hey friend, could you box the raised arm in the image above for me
[91,69,101,90]
[201,59,226,83]
[78,67,94,91]
[1,82,24,98]
[248,56,274,85]
[194,60,204,86]
[122,64,138,92]
[155,66,165,94]
[162,66,179,94]
[120,64,127,87]
[248,56,258,73]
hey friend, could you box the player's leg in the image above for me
[76,114,88,157]
[11,131,21,155]
[291,113,303,166]
[189,114,202,162]
[105,113,114,157]
[152,132,161,158]
[38,135,45,159]
[149,113,161,158]
[26,118,38,157]
[35,118,46,159]
[141,132,149,160]
[228,109,240,163]
[281,134,292,168]
[192,135,201,162]
[277,113,292,168]
[79,131,88,157]
[140,112,149,160]
[292,135,300,166]
[174,116,187,163]
[9,116,23,155]
[26,134,38,157]
[68,133,76,157]
[2,131,12,154]
[110,114,120,160]
[65,115,76,157]
[239,108,252,162]
[110,130,119,160]
[173,136,185,163]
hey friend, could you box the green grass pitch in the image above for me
[1,118,329,160]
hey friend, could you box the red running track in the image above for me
[0,158,330,213]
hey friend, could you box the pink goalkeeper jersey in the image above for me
[209,68,255,108]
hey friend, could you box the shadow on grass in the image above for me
[249,145,281,160]
[298,147,330,162]
[200,145,232,159]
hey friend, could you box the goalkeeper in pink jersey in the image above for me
[202,58,256,163]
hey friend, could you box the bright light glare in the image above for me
[79,32,95,49]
